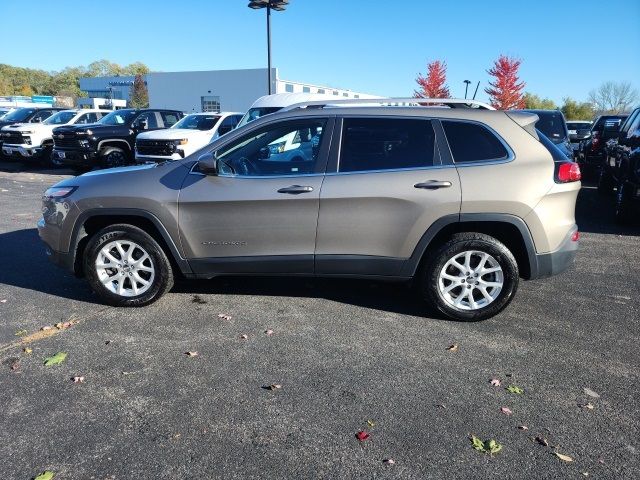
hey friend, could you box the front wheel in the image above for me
[100,147,129,169]
[420,233,519,321]
[84,224,174,307]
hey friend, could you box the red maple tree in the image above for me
[485,55,525,110]
[414,60,450,99]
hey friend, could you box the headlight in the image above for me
[44,186,78,199]
[173,139,188,145]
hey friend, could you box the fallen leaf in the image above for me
[518,425,529,431]
[0,299,7,303]
[23,347,33,354]
[582,473,589,477]
[598,458,605,464]
[367,420,376,428]
[486,439,503,454]
[217,313,232,320]
[105,340,111,345]
[54,321,75,330]
[535,436,549,447]
[471,435,485,451]
[470,435,502,454]
[446,344,458,352]
[34,471,55,480]
[40,326,53,331]
[185,351,199,357]
[579,402,595,410]
[583,388,600,398]
[490,378,501,387]
[44,352,67,366]
[15,329,28,336]
[264,329,274,336]
[10,359,20,371]
[554,452,573,462]
[239,334,248,340]
[500,407,513,415]
[435,404,446,409]
[356,431,370,442]
[506,385,524,394]
[72,376,85,383]
[383,458,395,465]
[268,384,282,390]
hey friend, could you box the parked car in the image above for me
[38,98,581,322]
[566,120,592,153]
[517,109,573,159]
[51,108,184,170]
[1,109,109,165]
[598,107,640,222]
[577,114,628,174]
[237,92,341,128]
[0,107,64,157]
[135,112,243,163]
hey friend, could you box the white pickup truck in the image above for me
[1,109,108,165]
[135,111,243,162]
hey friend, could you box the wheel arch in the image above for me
[97,139,131,152]
[70,209,191,277]
[404,213,539,280]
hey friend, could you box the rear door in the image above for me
[315,116,461,276]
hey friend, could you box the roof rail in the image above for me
[281,97,495,112]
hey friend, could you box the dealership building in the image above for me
[78,68,379,113]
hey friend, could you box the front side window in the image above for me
[2,108,35,122]
[100,109,137,125]
[30,110,55,123]
[44,111,76,125]
[161,112,180,127]
[442,121,508,163]
[134,112,159,129]
[173,114,220,131]
[339,118,436,173]
[214,118,327,177]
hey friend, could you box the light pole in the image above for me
[248,0,290,95]
[463,80,471,99]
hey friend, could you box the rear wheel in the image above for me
[84,224,174,307]
[420,233,519,321]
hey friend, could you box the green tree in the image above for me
[123,62,150,76]
[0,75,12,95]
[129,74,149,108]
[18,84,34,96]
[561,97,595,120]
[523,92,557,110]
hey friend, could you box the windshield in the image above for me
[172,114,221,131]
[2,108,36,122]
[44,111,77,125]
[566,122,591,131]
[237,107,282,128]
[535,112,567,144]
[99,109,137,125]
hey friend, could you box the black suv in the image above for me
[577,114,628,174]
[599,107,640,222]
[518,109,573,159]
[52,108,183,169]
[0,107,64,157]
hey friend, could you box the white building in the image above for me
[79,68,379,113]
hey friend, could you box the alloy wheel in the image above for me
[95,240,155,297]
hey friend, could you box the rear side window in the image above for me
[339,118,436,172]
[442,121,508,163]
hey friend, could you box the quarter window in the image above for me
[214,119,327,177]
[442,121,508,163]
[339,118,436,173]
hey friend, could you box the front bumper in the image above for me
[533,225,579,278]
[2,144,47,159]
[53,148,97,167]
[38,217,75,272]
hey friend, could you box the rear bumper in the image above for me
[532,225,579,279]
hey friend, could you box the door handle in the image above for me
[277,185,314,194]
[414,180,453,190]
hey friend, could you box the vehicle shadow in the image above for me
[0,159,76,176]
[576,182,640,235]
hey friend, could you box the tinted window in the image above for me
[620,109,640,134]
[339,118,436,172]
[217,116,236,136]
[215,119,327,177]
[135,112,159,129]
[161,112,180,127]
[442,121,508,162]
[44,111,77,125]
[2,108,36,122]
[237,107,282,128]
[100,109,137,125]
[30,110,55,123]
[592,116,627,132]
[533,112,567,144]
[566,122,591,131]
[173,114,220,130]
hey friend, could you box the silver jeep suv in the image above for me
[38,98,581,321]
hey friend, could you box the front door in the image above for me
[315,116,461,276]
[178,116,333,275]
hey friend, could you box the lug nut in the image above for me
[474,273,479,277]
[475,282,479,285]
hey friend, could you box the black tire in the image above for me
[39,144,54,167]
[614,183,633,224]
[100,147,129,169]
[597,168,614,195]
[420,233,519,322]
[84,224,174,307]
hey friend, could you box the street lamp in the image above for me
[463,80,471,99]
[248,0,290,95]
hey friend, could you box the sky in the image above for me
[1,0,639,105]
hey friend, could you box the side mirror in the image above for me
[258,146,270,160]
[133,120,148,131]
[197,152,218,175]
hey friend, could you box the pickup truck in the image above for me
[0,107,64,158]
[52,108,184,170]
[1,109,108,165]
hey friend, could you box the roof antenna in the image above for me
[472,81,480,100]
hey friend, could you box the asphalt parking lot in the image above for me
[0,160,638,480]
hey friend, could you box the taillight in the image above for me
[556,162,581,183]
[571,231,580,242]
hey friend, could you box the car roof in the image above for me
[248,92,353,109]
